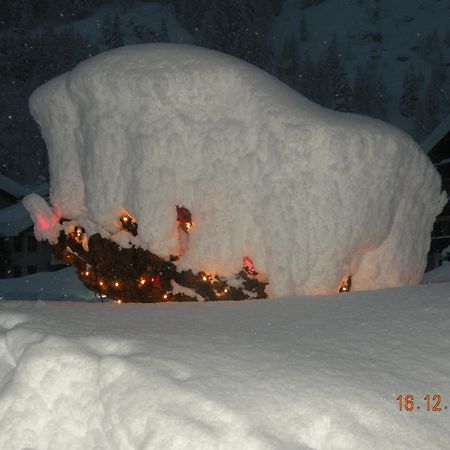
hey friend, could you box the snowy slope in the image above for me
[273,0,450,138]
[1,283,450,449]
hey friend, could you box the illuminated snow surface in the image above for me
[26,44,445,296]
[1,279,450,449]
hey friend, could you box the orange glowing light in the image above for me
[114,281,119,288]
[339,275,352,293]
[117,299,122,304]
[85,271,90,276]
[140,278,146,285]
[202,276,208,281]
[99,281,104,286]
[163,294,168,300]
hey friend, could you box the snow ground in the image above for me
[422,261,450,284]
[0,279,449,449]
[0,267,94,301]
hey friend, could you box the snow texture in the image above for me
[27,43,445,297]
[1,284,450,449]
[0,267,94,301]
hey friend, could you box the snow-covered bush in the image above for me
[24,43,445,298]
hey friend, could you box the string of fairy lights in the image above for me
[53,206,351,302]
[53,206,269,303]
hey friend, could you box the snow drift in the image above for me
[1,285,450,449]
[27,43,445,297]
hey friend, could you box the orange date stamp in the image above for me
[396,394,447,412]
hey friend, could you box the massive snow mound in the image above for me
[28,43,445,297]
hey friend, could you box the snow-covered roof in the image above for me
[0,173,49,199]
[421,113,450,154]
[0,173,29,199]
[0,179,49,237]
[0,202,33,237]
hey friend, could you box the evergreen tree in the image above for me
[400,67,420,118]
[267,0,283,16]
[366,4,381,24]
[277,35,301,89]
[300,0,325,8]
[56,27,97,73]
[444,31,450,48]
[159,19,169,42]
[352,63,371,114]
[200,0,271,69]
[299,55,324,105]
[109,15,124,49]
[100,13,112,47]
[100,13,124,49]
[371,75,390,120]
[414,66,444,141]
[173,0,209,35]
[416,29,441,63]
[299,13,309,42]
[352,61,390,120]
[320,34,352,111]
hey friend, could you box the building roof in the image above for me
[0,173,29,199]
[0,202,33,237]
[0,175,49,237]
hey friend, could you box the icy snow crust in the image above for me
[29,44,445,297]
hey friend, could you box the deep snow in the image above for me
[26,44,445,298]
[0,281,450,449]
[0,267,94,301]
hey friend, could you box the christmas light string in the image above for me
[52,207,268,303]
[54,206,351,302]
